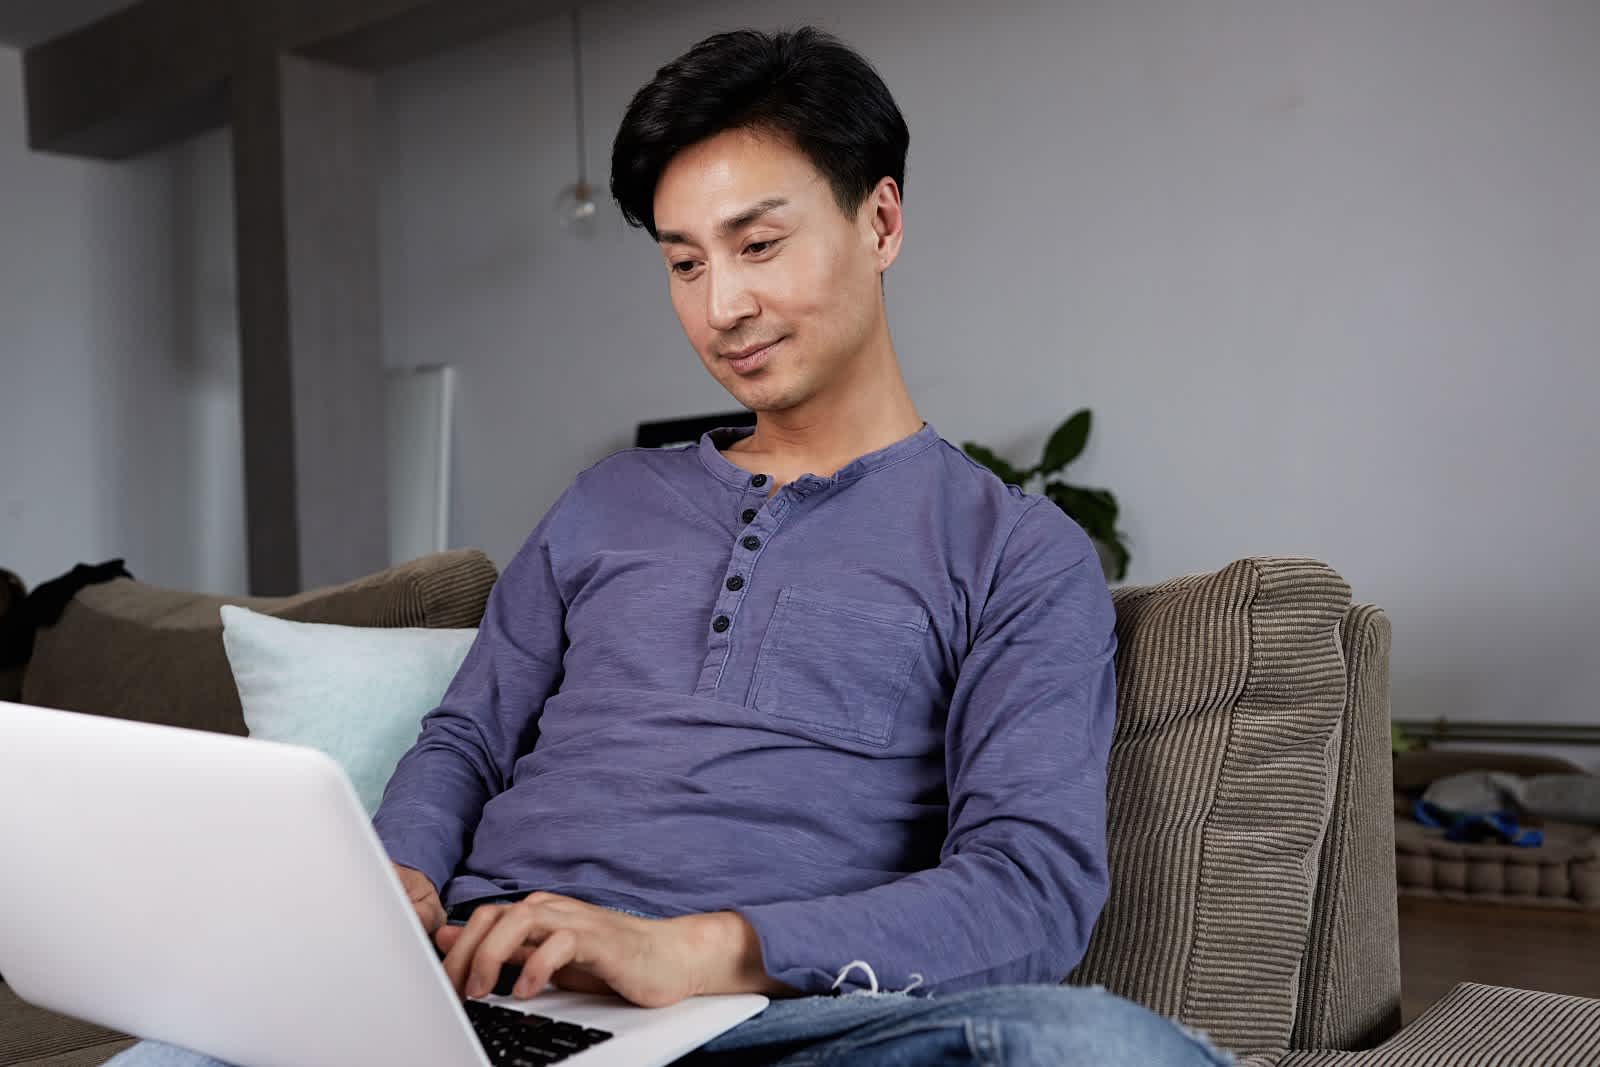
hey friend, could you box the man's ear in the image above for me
[864,177,904,273]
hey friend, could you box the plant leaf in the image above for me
[1077,487,1119,522]
[1046,482,1116,534]
[1036,410,1092,475]
[962,442,1024,486]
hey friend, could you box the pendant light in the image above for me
[554,8,599,228]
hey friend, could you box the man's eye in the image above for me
[671,261,698,275]
[745,240,777,255]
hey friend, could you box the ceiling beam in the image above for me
[22,0,234,159]
[23,0,566,159]
[298,0,565,73]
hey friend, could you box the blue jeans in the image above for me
[106,983,1228,1066]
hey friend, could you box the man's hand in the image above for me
[434,892,793,1009]
[394,863,446,935]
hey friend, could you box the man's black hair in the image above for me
[610,27,909,239]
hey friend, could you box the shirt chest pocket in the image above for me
[749,586,930,747]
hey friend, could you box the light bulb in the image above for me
[555,180,599,229]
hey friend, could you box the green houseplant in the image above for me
[963,410,1131,581]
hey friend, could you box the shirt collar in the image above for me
[697,422,940,489]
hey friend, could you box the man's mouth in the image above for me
[723,338,784,374]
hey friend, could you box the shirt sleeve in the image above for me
[371,489,572,893]
[735,499,1117,995]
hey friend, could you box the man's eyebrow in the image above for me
[657,197,790,246]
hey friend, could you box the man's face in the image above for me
[653,127,898,414]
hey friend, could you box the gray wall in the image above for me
[0,44,245,594]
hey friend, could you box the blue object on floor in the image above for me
[1414,797,1543,847]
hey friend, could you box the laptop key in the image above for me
[470,1005,611,1065]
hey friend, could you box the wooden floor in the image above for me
[1399,894,1600,1022]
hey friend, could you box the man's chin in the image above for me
[721,376,802,415]
[732,388,806,415]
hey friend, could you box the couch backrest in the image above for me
[1069,557,1396,1060]
[19,549,498,736]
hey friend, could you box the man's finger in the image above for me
[436,923,536,967]
[441,905,509,996]
[468,904,557,999]
[513,928,581,999]
[418,898,445,935]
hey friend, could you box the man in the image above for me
[114,27,1225,1066]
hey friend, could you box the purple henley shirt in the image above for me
[372,422,1117,996]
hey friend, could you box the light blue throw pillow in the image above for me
[219,605,477,814]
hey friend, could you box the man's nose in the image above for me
[706,267,758,331]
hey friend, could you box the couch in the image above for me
[2,553,1596,1066]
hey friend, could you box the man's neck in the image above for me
[727,343,923,486]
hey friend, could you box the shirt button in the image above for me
[711,615,731,633]
[742,535,761,551]
[726,575,744,592]
[750,474,768,488]
[741,508,758,524]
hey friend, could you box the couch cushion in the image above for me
[0,980,129,1067]
[1276,982,1600,1066]
[12,1043,136,1067]
[19,550,497,736]
[1068,557,1352,1059]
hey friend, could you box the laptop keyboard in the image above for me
[463,998,615,1065]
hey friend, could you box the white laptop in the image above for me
[0,701,767,1067]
